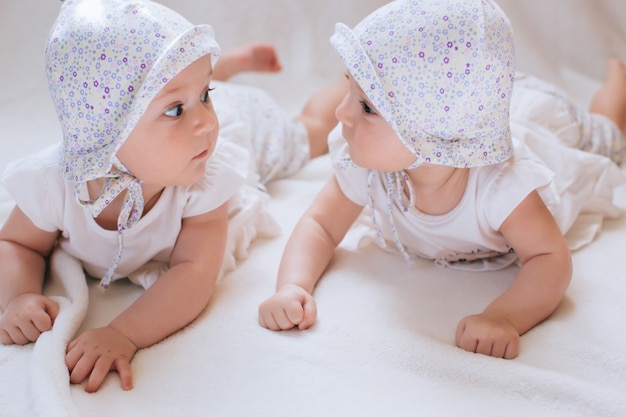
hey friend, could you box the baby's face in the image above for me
[116,54,219,188]
[335,72,417,172]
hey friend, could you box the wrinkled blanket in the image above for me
[1,1,625,416]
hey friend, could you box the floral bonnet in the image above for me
[330,0,516,168]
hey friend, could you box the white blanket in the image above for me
[1,1,626,416]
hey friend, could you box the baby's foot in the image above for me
[589,58,626,133]
[236,43,282,73]
[213,43,282,81]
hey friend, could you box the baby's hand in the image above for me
[258,284,317,330]
[0,293,59,345]
[65,326,137,393]
[455,313,520,359]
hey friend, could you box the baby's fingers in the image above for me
[84,356,133,393]
[257,310,276,330]
[455,314,520,359]
[496,338,519,359]
[1,325,30,345]
[455,324,478,354]
[258,306,286,330]
[0,328,13,345]
[43,297,60,324]
[31,306,57,334]
[19,320,47,343]
[269,305,301,330]
[114,357,133,391]
[488,340,508,358]
[66,349,92,385]
[258,297,299,330]
[84,356,115,393]
[294,298,317,330]
[259,286,318,331]
[284,300,306,326]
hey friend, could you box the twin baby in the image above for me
[1,0,625,393]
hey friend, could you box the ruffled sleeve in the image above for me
[508,118,626,246]
[480,137,555,231]
[182,138,250,218]
[2,144,65,232]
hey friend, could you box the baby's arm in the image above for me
[455,190,572,358]
[65,201,230,392]
[0,206,60,345]
[258,176,363,331]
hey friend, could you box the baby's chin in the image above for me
[348,151,411,172]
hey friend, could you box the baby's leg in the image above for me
[210,75,345,183]
[212,43,282,81]
[589,59,626,135]
[297,77,347,158]
[511,64,626,164]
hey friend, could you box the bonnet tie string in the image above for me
[76,170,144,290]
[366,169,415,266]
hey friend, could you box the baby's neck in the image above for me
[86,178,165,230]
[405,166,470,215]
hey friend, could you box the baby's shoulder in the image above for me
[178,139,251,218]
[3,143,64,186]
[474,146,552,197]
[2,144,67,232]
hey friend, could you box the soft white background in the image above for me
[0,1,625,416]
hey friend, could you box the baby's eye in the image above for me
[360,100,376,115]
[164,104,183,117]
[201,86,215,103]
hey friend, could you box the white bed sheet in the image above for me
[1,1,625,416]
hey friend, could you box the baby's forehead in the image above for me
[150,54,214,97]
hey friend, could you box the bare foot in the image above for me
[213,43,282,81]
[589,58,626,134]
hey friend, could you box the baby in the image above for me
[0,0,340,392]
[259,0,626,359]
